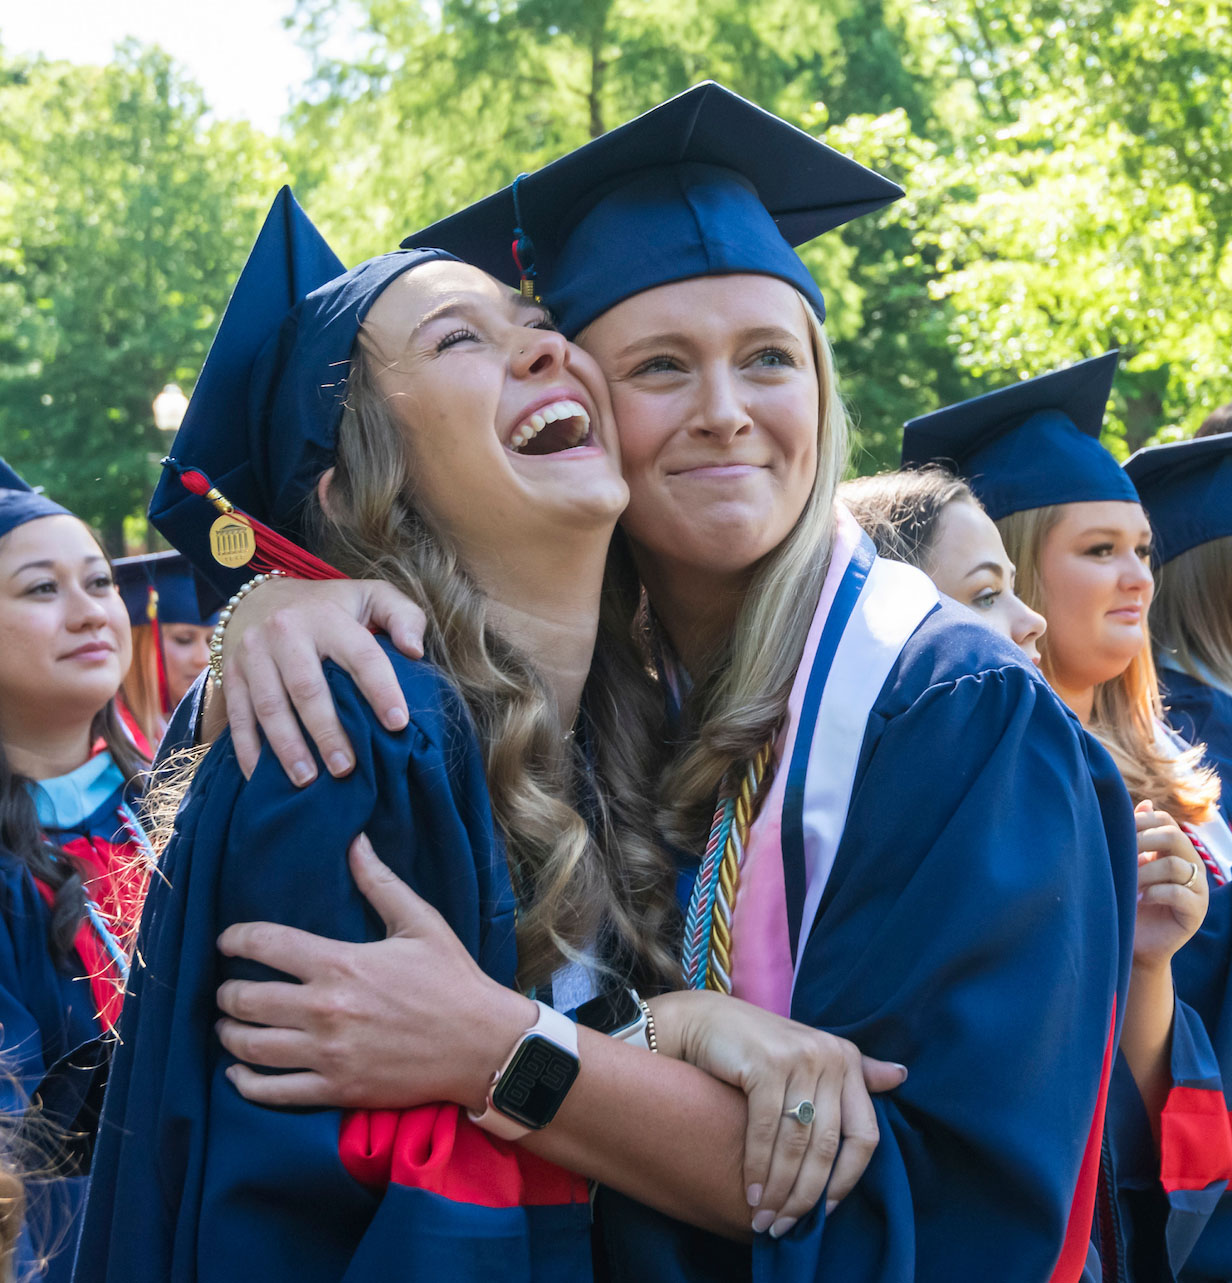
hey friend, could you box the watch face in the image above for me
[491,1034,581,1130]
[575,987,641,1035]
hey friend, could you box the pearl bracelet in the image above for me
[208,569,287,688]
[637,999,658,1054]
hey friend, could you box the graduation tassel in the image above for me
[163,458,348,583]
[146,585,172,716]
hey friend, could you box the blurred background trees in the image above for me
[1,0,1228,547]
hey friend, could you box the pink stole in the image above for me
[730,507,939,1014]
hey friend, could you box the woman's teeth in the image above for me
[510,400,590,453]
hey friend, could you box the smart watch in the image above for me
[469,1000,580,1140]
[575,986,651,1050]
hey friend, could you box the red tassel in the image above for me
[165,459,348,584]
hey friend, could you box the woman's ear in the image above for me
[316,467,337,519]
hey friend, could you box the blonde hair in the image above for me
[119,623,163,750]
[303,336,679,991]
[1151,535,1232,691]
[839,467,979,570]
[600,299,849,855]
[997,504,1219,824]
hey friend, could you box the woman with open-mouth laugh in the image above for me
[76,183,912,1283]
[195,85,1137,1282]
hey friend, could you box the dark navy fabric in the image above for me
[1125,434,1232,565]
[901,352,1137,522]
[598,601,1138,1282]
[147,188,455,601]
[401,81,902,337]
[1,772,137,1282]
[1161,670,1232,825]
[1170,884,1232,1281]
[113,551,219,628]
[1097,1003,1230,1281]
[75,641,590,1282]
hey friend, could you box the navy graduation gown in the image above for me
[598,601,1137,1283]
[2,756,144,1283]
[75,640,592,1283]
[1162,670,1232,825]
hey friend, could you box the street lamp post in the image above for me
[147,384,189,550]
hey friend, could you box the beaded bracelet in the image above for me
[637,999,658,1054]
[208,569,287,688]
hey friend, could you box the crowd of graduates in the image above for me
[2,80,1232,1283]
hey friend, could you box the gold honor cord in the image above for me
[705,738,775,994]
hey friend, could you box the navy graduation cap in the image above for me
[113,551,220,629]
[401,81,903,337]
[1124,433,1232,564]
[0,457,72,541]
[149,187,456,599]
[901,352,1137,521]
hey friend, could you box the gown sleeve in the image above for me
[75,640,591,1283]
[596,659,1137,1283]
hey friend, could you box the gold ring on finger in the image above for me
[1182,862,1199,890]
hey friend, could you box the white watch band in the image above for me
[468,1000,579,1141]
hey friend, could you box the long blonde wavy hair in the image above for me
[997,504,1219,824]
[303,333,680,992]
[596,298,849,856]
[1151,535,1232,692]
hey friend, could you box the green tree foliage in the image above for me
[0,42,288,548]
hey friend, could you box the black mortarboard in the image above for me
[113,551,220,629]
[900,353,1137,521]
[148,187,455,597]
[1124,434,1232,564]
[401,81,903,337]
[0,457,73,542]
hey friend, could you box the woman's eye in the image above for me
[1136,544,1153,562]
[971,590,1000,610]
[630,355,682,376]
[435,326,480,353]
[1083,543,1115,558]
[88,574,115,592]
[24,580,57,596]
[528,317,558,333]
[751,347,797,369]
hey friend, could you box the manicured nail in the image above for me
[385,706,409,730]
[768,1217,797,1239]
[328,751,353,777]
[751,1210,775,1233]
[224,1064,238,1083]
[824,1200,837,1216]
[291,760,316,786]
[746,1183,763,1208]
[892,1063,908,1082]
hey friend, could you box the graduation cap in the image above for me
[900,353,1137,521]
[148,187,456,599]
[113,551,220,629]
[401,81,903,337]
[1124,434,1232,564]
[0,456,73,542]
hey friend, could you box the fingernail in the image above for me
[386,707,409,730]
[825,1200,837,1216]
[291,760,316,787]
[751,1210,775,1233]
[768,1217,797,1239]
[893,1063,908,1082]
[224,1065,238,1083]
[328,752,353,777]
[746,1183,763,1208]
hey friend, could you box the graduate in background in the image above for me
[1125,435,1232,821]
[0,460,151,1283]
[112,551,217,755]
[903,356,1232,1281]
[205,84,1136,1282]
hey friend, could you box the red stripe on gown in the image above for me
[339,1105,590,1207]
[1159,1086,1232,1192]
[35,835,146,1033]
[1050,1002,1117,1283]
